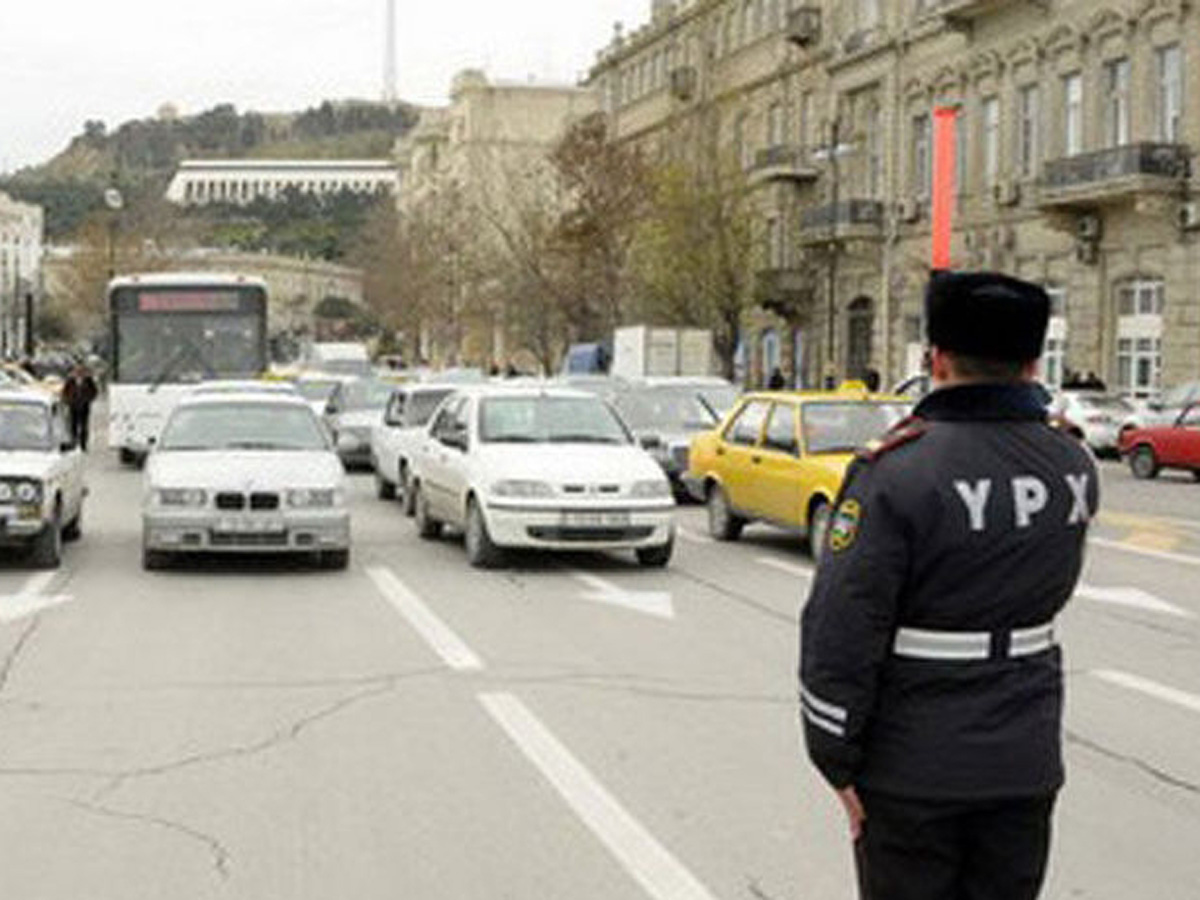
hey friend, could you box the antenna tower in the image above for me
[383,0,399,106]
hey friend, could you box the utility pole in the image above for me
[825,114,841,387]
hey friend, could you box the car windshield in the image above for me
[0,402,52,451]
[613,388,717,432]
[698,384,739,418]
[296,380,341,403]
[408,390,455,426]
[341,379,394,411]
[1160,382,1200,407]
[802,402,910,455]
[479,396,631,445]
[1077,394,1134,412]
[159,403,328,452]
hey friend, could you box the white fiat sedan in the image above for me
[409,386,676,568]
[142,393,350,570]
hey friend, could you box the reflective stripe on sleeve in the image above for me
[802,704,847,738]
[801,685,848,723]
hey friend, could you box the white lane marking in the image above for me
[677,529,712,545]
[1093,670,1200,716]
[0,571,71,624]
[365,567,483,671]
[480,692,719,900]
[572,573,674,620]
[1075,584,1194,619]
[1089,537,1200,569]
[755,557,815,580]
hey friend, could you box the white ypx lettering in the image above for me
[1066,473,1091,525]
[1012,476,1049,529]
[954,479,993,533]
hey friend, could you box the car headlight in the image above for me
[287,488,340,508]
[491,479,555,499]
[631,479,672,499]
[15,482,41,504]
[0,482,13,503]
[157,488,208,508]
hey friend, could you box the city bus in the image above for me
[107,273,270,464]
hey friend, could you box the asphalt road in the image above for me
[0,450,1198,899]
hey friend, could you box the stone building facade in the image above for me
[0,192,44,359]
[589,0,1198,396]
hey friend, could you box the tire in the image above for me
[319,549,351,571]
[30,507,63,570]
[464,498,504,569]
[142,547,171,571]
[707,483,744,541]
[1129,445,1160,480]
[62,507,82,542]
[400,464,417,517]
[636,538,674,569]
[414,483,443,540]
[808,501,832,563]
[375,473,396,500]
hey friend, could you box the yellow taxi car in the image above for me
[686,385,910,558]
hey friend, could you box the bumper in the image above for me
[143,509,351,554]
[1082,423,1121,452]
[483,502,675,551]
[336,434,375,468]
[0,515,49,545]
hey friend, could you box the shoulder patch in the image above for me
[857,416,928,463]
[828,499,862,553]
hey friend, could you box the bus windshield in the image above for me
[110,285,268,385]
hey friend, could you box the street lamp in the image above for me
[104,179,124,281]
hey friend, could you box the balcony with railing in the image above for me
[799,200,885,243]
[755,268,814,320]
[1037,142,1191,210]
[935,0,1046,27]
[749,146,820,185]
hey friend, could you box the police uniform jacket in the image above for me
[799,383,1099,801]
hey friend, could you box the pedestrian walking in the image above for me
[768,367,787,390]
[61,363,99,451]
[799,271,1099,900]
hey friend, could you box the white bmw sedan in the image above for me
[409,386,676,568]
[142,393,350,570]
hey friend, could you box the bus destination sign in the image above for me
[137,292,245,313]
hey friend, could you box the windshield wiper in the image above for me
[223,441,295,450]
[485,435,539,443]
[549,434,621,444]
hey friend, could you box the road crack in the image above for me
[670,570,799,626]
[0,617,42,697]
[1066,729,1200,796]
[69,796,232,881]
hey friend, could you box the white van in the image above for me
[305,343,371,376]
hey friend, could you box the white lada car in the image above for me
[408,386,676,569]
[142,393,350,570]
[0,389,86,568]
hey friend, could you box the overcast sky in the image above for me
[0,0,648,173]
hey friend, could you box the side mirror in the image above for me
[440,428,468,452]
[639,434,663,450]
[324,402,339,417]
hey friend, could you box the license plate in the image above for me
[561,511,631,528]
[214,517,285,535]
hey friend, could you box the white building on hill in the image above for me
[165,159,401,206]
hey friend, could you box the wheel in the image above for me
[319,549,351,570]
[636,538,674,569]
[414,483,443,540]
[399,464,418,517]
[464,498,504,569]
[142,547,171,571]
[30,507,63,570]
[1129,445,1160,480]
[808,501,832,563]
[62,507,82,542]
[707,483,744,541]
[375,473,396,500]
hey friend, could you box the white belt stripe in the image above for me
[801,686,848,723]
[894,622,1056,661]
[802,705,846,738]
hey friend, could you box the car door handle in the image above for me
[751,455,763,464]
[715,446,726,456]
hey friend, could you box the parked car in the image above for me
[687,386,909,559]
[1118,402,1200,481]
[371,384,457,511]
[0,389,87,568]
[190,380,298,397]
[141,393,350,569]
[408,386,676,568]
[1121,381,1200,434]
[1048,391,1134,457]
[326,378,394,469]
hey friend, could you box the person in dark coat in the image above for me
[768,367,787,390]
[61,364,99,451]
[800,271,1099,900]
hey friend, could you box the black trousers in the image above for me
[854,790,1056,900]
[69,406,91,451]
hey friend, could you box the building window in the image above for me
[1116,278,1165,398]
[1017,85,1040,178]
[1063,73,1084,156]
[768,103,786,147]
[799,91,814,150]
[866,104,883,199]
[1042,287,1068,390]
[766,216,784,268]
[1103,58,1131,148]
[1157,44,1184,142]
[912,113,932,198]
[982,96,1000,187]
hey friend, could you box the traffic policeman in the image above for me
[799,272,1099,900]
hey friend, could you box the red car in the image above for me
[1119,403,1200,480]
